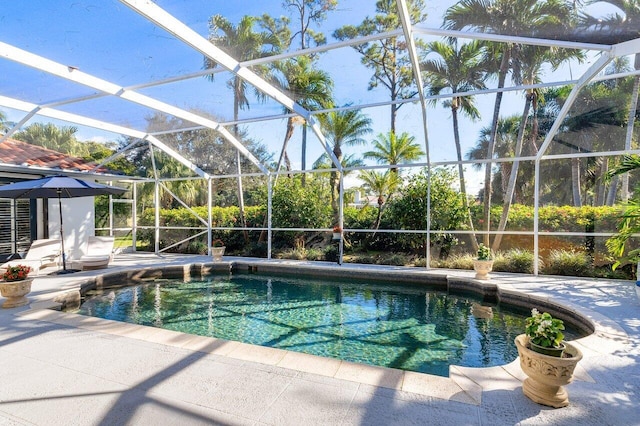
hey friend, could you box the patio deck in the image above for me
[0,253,638,425]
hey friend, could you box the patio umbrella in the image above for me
[0,175,126,274]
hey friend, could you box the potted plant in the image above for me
[332,225,342,240]
[473,243,493,279]
[514,308,583,408]
[525,308,566,357]
[0,264,33,308]
[210,239,226,261]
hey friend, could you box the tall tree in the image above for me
[283,0,337,174]
[358,169,401,232]
[0,110,10,134]
[13,122,83,156]
[581,0,640,202]
[333,0,426,131]
[204,15,281,242]
[444,0,575,245]
[284,0,337,50]
[467,116,521,204]
[316,108,372,223]
[492,45,584,250]
[363,131,425,173]
[271,56,333,174]
[423,39,487,251]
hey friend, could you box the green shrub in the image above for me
[493,249,536,274]
[324,246,339,262]
[435,253,474,270]
[542,249,593,277]
[386,254,410,266]
[305,248,325,261]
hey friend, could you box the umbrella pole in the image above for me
[58,191,67,271]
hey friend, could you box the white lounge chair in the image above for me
[77,236,115,270]
[1,239,62,276]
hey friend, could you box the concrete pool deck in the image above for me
[0,253,638,425]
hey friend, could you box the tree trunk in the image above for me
[390,102,398,133]
[330,145,342,225]
[483,51,511,246]
[596,159,608,206]
[571,157,582,207]
[493,93,531,251]
[622,65,640,202]
[301,123,307,186]
[451,104,478,251]
[233,77,248,243]
[606,173,618,206]
[276,117,295,178]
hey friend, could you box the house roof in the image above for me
[0,138,110,173]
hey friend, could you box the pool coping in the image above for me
[17,258,629,407]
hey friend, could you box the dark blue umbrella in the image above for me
[0,175,126,273]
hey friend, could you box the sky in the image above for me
[0,0,626,193]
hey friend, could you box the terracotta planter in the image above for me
[211,246,226,261]
[0,278,34,308]
[514,334,583,408]
[473,259,494,280]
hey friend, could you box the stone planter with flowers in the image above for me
[332,225,342,240]
[210,239,226,261]
[473,243,493,280]
[0,264,33,308]
[514,308,583,408]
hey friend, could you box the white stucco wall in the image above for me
[48,197,95,260]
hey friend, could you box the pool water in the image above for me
[78,273,559,377]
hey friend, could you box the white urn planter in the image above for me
[473,259,494,280]
[0,278,34,308]
[514,334,583,408]
[211,246,226,261]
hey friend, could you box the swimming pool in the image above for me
[76,272,584,377]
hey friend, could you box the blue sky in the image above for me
[0,0,623,191]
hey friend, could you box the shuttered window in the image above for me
[0,197,33,256]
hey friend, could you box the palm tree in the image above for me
[363,131,424,173]
[423,39,487,251]
[492,45,585,250]
[13,123,83,155]
[358,169,401,232]
[605,154,640,268]
[271,56,333,176]
[467,116,521,203]
[444,0,575,245]
[0,110,10,134]
[581,0,640,202]
[316,108,372,223]
[205,14,281,242]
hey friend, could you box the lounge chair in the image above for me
[77,236,115,270]
[1,239,62,276]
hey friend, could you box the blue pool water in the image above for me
[77,273,573,377]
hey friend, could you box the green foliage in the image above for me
[525,309,565,348]
[388,167,467,256]
[137,205,264,252]
[487,204,621,232]
[493,249,536,274]
[271,177,332,230]
[476,243,491,260]
[606,199,640,268]
[542,249,593,277]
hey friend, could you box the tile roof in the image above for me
[0,138,110,173]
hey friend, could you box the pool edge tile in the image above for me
[277,351,342,377]
[334,361,404,390]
